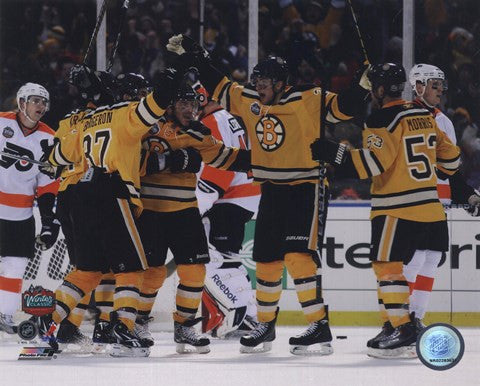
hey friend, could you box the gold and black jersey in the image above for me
[49,108,90,192]
[53,93,164,208]
[140,119,243,213]
[212,77,353,185]
[350,99,460,222]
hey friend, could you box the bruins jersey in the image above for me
[140,119,244,213]
[350,100,460,222]
[212,77,352,185]
[50,108,90,192]
[53,93,164,208]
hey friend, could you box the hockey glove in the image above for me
[466,190,480,217]
[311,138,348,165]
[355,64,372,91]
[35,216,61,251]
[168,148,202,173]
[154,67,182,108]
[145,151,168,174]
[310,138,359,179]
[167,34,209,59]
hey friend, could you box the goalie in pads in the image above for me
[193,83,260,338]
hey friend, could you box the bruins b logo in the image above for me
[255,115,285,151]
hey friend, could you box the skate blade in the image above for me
[58,342,94,354]
[290,343,333,356]
[367,345,417,359]
[92,342,110,354]
[240,341,272,354]
[108,344,150,357]
[176,343,210,354]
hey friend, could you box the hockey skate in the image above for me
[134,316,154,347]
[289,316,333,356]
[221,315,259,339]
[92,318,115,353]
[366,321,394,348]
[174,317,211,354]
[367,318,418,359]
[109,317,150,357]
[239,308,278,354]
[0,313,17,334]
[56,319,93,353]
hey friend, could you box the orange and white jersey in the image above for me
[434,107,457,204]
[196,107,260,215]
[414,100,457,204]
[0,112,59,220]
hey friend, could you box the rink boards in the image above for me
[24,201,480,327]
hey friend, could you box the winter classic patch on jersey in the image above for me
[3,126,14,138]
[255,115,285,152]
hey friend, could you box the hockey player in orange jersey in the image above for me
[165,34,370,355]
[310,63,480,359]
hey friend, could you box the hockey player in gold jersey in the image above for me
[311,63,480,359]
[38,65,183,357]
[137,83,250,353]
[165,34,370,355]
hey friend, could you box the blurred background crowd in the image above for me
[1,0,479,198]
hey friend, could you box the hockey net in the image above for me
[19,209,177,331]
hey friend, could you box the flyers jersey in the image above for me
[196,106,260,214]
[350,100,460,222]
[0,112,58,220]
[141,118,244,213]
[212,77,352,185]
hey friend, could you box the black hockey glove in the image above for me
[310,138,359,179]
[311,138,348,165]
[35,216,61,251]
[168,148,202,173]
[145,151,168,174]
[154,67,182,109]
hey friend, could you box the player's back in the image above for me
[359,100,459,222]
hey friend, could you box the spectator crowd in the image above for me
[1,0,479,197]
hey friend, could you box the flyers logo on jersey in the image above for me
[255,115,285,151]
[0,142,35,171]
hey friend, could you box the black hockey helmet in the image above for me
[250,56,289,86]
[115,73,152,101]
[172,83,199,103]
[368,63,406,96]
[69,64,116,106]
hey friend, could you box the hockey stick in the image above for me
[83,0,109,66]
[347,0,370,65]
[317,87,328,254]
[106,0,130,72]
[0,150,49,167]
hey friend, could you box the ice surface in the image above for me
[1,326,478,386]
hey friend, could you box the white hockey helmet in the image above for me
[409,64,445,91]
[16,82,50,111]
